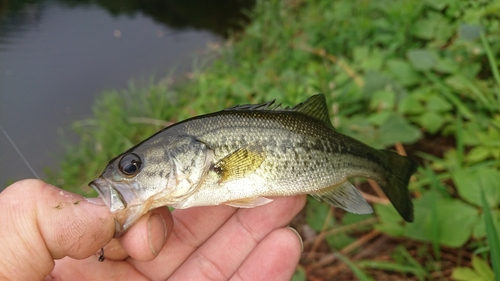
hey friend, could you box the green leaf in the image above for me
[354,46,370,62]
[361,49,384,71]
[472,256,495,281]
[436,198,479,247]
[452,168,500,207]
[466,146,492,163]
[353,47,384,71]
[480,188,500,280]
[370,89,395,111]
[458,24,482,42]
[411,18,436,40]
[462,64,482,82]
[404,191,478,247]
[451,267,481,281]
[306,196,335,231]
[291,266,307,281]
[386,59,421,86]
[399,95,424,115]
[362,72,396,98]
[434,57,459,74]
[473,210,500,239]
[423,0,452,10]
[405,191,439,243]
[375,204,405,236]
[378,114,422,145]
[426,94,452,112]
[419,111,445,134]
[463,122,483,146]
[326,232,356,250]
[341,116,381,148]
[433,23,455,46]
[479,127,500,147]
[445,75,469,93]
[407,49,438,71]
[424,71,474,119]
[368,111,392,126]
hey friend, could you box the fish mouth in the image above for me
[89,177,144,237]
[89,177,127,213]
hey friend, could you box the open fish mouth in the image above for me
[89,177,127,213]
[89,177,147,236]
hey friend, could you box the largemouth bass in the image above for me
[90,94,417,236]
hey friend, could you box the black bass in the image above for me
[90,94,417,235]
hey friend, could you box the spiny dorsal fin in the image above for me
[225,94,334,129]
[310,181,373,214]
[225,100,283,111]
[292,94,334,129]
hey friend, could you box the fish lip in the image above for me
[89,177,127,213]
[89,177,137,237]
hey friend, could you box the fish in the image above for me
[89,94,418,236]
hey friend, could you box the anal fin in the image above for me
[224,197,273,208]
[310,181,373,214]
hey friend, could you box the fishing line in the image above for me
[0,124,40,179]
[1,124,106,260]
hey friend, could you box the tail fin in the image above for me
[379,150,418,222]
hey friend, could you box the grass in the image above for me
[51,0,500,279]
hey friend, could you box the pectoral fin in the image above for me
[214,145,265,183]
[224,197,273,208]
[310,181,373,214]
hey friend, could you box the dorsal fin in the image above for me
[225,100,283,111]
[225,94,334,129]
[292,94,334,129]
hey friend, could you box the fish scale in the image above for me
[90,94,418,236]
[187,113,363,188]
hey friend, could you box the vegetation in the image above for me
[53,0,500,279]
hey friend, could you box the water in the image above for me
[0,0,253,188]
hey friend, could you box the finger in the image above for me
[232,227,303,281]
[128,205,236,277]
[49,256,148,281]
[0,180,116,280]
[119,207,173,261]
[49,207,173,280]
[168,195,306,281]
[101,239,129,261]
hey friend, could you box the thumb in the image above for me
[0,179,115,280]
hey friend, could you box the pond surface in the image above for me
[0,0,253,187]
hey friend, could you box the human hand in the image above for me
[0,179,305,280]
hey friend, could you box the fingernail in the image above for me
[84,197,106,206]
[148,213,167,256]
[286,226,303,252]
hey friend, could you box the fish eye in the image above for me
[118,153,142,177]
